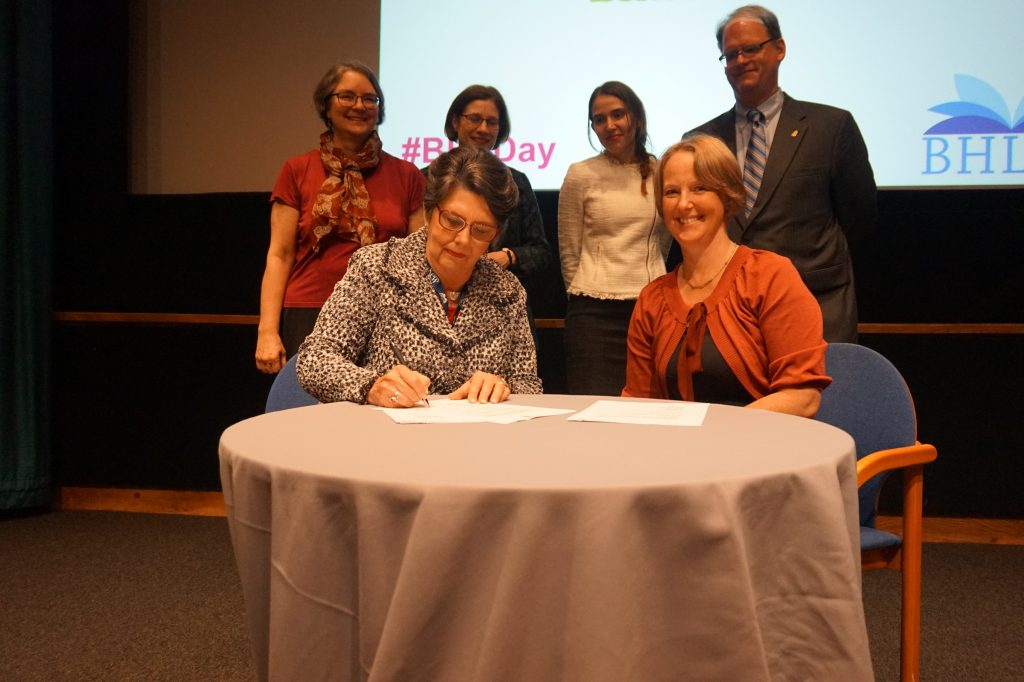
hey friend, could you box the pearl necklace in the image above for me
[680,245,738,290]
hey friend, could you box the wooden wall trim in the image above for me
[59,487,226,516]
[858,323,1024,335]
[53,312,260,325]
[56,487,1024,544]
[51,312,1024,335]
[875,516,1024,545]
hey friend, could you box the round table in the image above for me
[220,395,872,681]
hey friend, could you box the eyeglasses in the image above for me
[437,209,499,242]
[330,91,380,108]
[719,38,777,64]
[461,114,500,129]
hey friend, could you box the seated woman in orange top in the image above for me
[622,134,829,417]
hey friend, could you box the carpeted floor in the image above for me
[862,542,1024,681]
[1,510,252,681]
[1,510,1021,681]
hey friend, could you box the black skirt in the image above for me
[280,307,321,358]
[563,294,636,396]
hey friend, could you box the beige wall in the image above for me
[130,0,379,194]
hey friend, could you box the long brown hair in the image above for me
[588,80,654,195]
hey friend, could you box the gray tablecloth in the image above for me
[219,395,872,681]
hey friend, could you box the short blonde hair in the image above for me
[655,134,745,219]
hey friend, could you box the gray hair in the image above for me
[424,146,519,227]
[715,5,782,50]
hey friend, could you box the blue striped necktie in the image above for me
[743,108,767,216]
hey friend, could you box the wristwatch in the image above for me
[501,247,515,269]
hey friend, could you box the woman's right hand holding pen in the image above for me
[367,365,431,408]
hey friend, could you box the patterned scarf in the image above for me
[311,130,381,253]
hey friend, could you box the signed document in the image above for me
[568,400,709,426]
[377,398,574,425]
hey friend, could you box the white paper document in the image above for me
[377,398,574,424]
[567,400,709,426]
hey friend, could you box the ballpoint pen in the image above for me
[390,340,430,407]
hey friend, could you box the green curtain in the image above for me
[0,0,53,510]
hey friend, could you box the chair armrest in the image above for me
[856,442,937,486]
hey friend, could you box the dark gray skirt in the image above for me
[563,294,636,396]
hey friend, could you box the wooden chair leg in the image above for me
[900,465,925,682]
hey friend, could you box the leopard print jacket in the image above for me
[296,228,543,403]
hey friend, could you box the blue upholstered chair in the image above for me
[265,355,319,413]
[816,342,937,682]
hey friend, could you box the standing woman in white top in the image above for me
[558,81,672,395]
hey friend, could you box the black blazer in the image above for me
[688,94,877,342]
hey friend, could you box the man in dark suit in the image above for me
[687,5,876,342]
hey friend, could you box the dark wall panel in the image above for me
[53,323,273,490]
[55,191,564,318]
[856,189,1024,323]
[52,318,1023,519]
[54,193,269,314]
[51,321,565,491]
[864,334,1024,519]
[50,184,1024,517]
[52,0,131,312]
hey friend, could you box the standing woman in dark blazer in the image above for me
[255,61,425,374]
[431,85,552,328]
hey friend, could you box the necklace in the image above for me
[680,245,738,290]
[426,262,466,318]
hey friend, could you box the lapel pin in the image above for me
[790,129,799,137]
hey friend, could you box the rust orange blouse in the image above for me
[623,246,830,402]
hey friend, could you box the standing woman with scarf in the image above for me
[255,62,426,374]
